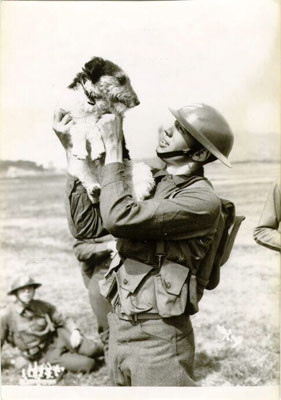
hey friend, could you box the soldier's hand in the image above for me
[70,329,82,348]
[52,108,73,151]
[97,114,123,164]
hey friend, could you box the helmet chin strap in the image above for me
[156,149,195,159]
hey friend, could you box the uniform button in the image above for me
[123,279,128,285]
[195,256,200,261]
[165,281,171,289]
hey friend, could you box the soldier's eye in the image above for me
[117,76,126,85]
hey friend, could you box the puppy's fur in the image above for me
[59,57,155,203]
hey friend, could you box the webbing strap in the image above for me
[155,240,165,268]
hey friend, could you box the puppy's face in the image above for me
[82,57,140,115]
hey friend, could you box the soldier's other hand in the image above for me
[52,108,73,151]
[70,329,82,348]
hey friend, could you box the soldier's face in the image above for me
[157,121,189,154]
[16,286,35,305]
[157,120,199,165]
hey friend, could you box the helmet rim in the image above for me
[7,277,41,296]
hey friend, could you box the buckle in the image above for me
[132,314,138,323]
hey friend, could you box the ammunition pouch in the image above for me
[99,255,192,318]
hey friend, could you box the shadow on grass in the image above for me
[194,350,223,380]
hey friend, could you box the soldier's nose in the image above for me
[165,128,172,138]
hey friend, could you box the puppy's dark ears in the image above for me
[83,57,105,83]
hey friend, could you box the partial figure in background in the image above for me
[253,180,281,252]
[1,275,103,373]
[73,235,115,353]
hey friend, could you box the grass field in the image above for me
[0,161,280,387]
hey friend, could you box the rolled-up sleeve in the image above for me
[100,163,221,241]
[65,174,108,239]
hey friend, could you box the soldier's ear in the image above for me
[191,148,211,163]
[82,57,105,83]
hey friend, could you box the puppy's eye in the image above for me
[117,76,126,85]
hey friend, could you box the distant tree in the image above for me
[0,160,44,172]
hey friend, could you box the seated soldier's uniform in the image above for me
[1,276,103,373]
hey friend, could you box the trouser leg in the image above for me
[80,262,111,361]
[43,328,97,373]
[87,264,111,364]
[87,264,112,335]
[107,312,198,386]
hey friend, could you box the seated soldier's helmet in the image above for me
[8,275,41,296]
[169,103,234,167]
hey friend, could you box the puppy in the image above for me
[59,57,155,203]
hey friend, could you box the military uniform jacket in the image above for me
[1,299,77,352]
[66,162,221,317]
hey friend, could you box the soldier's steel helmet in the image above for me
[8,275,42,295]
[169,103,234,167]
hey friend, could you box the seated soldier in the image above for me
[1,275,104,373]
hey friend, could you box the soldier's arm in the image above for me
[47,302,78,333]
[66,174,108,240]
[253,182,281,252]
[73,236,114,262]
[99,163,221,240]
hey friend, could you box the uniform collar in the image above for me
[14,299,34,315]
[154,167,205,187]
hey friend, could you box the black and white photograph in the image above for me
[0,1,280,399]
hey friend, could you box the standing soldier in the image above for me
[73,235,115,353]
[53,103,234,385]
[1,275,103,372]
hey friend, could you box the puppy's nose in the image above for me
[134,98,140,106]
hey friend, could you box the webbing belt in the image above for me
[114,305,162,323]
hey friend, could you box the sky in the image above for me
[0,0,280,168]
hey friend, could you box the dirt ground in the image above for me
[0,161,279,387]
